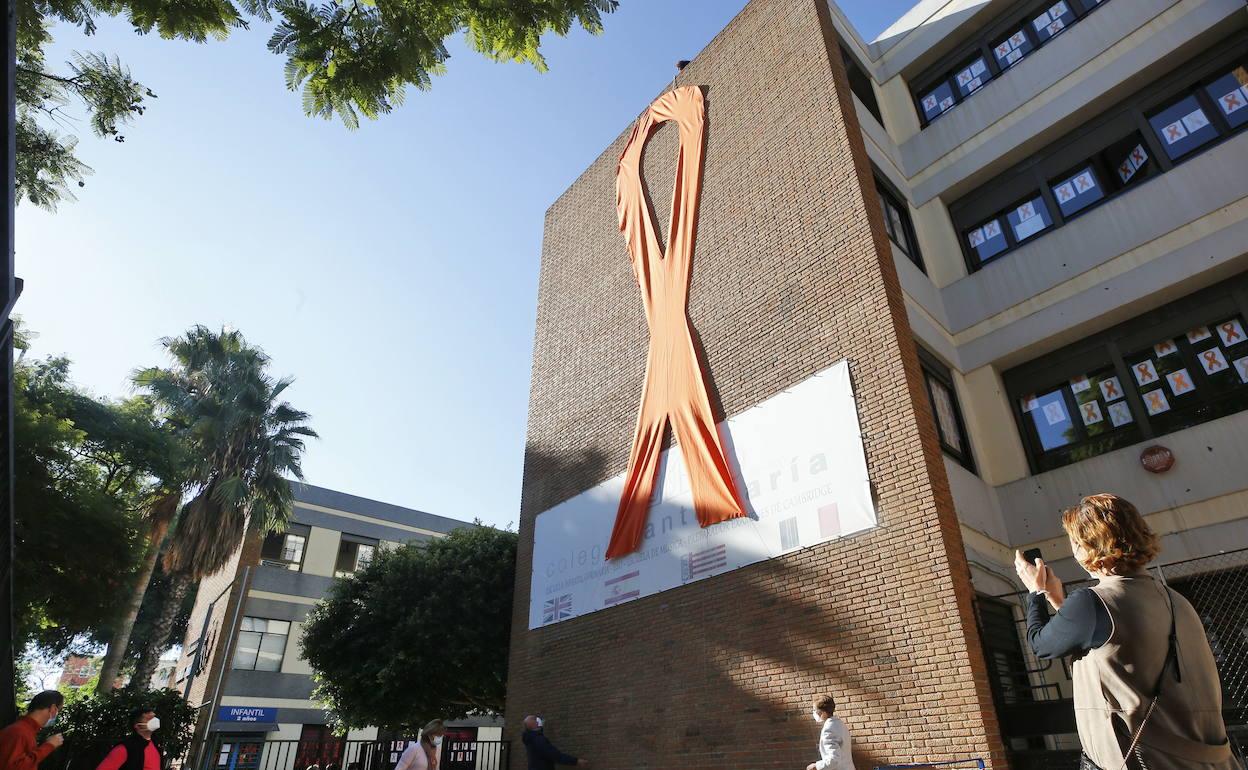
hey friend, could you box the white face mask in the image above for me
[146,717,161,732]
[812,709,823,722]
[535,718,544,729]
[432,737,442,747]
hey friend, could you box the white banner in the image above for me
[528,360,876,629]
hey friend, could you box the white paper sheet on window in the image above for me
[995,42,1012,59]
[1050,1,1069,17]
[983,220,1002,239]
[968,228,985,248]
[1153,340,1178,357]
[1181,109,1210,134]
[1235,356,1248,384]
[1073,171,1097,194]
[1133,359,1159,386]
[1099,377,1124,402]
[1187,326,1212,343]
[1219,88,1246,116]
[1080,401,1103,426]
[1014,209,1045,240]
[1217,319,1246,347]
[1054,182,1076,204]
[939,96,954,111]
[967,77,982,92]
[1007,49,1022,65]
[923,94,938,112]
[1162,120,1188,144]
[1130,145,1148,168]
[1033,11,1052,31]
[1166,369,1196,396]
[1047,19,1064,36]
[1118,159,1135,184]
[1199,348,1229,375]
[1021,394,1039,412]
[1143,389,1171,415]
[957,69,973,87]
[1010,32,1027,49]
[1069,374,1091,393]
[971,60,987,77]
[1108,401,1133,427]
[1043,400,1067,426]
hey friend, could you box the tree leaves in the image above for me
[300,525,518,730]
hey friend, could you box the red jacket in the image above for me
[0,716,57,770]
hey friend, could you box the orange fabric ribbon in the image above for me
[606,86,747,560]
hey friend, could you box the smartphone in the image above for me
[1023,547,1043,565]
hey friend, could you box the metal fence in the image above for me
[977,547,1248,769]
[181,738,509,770]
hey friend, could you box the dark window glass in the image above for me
[919,81,956,123]
[334,537,377,577]
[1148,94,1220,160]
[966,216,1009,266]
[1006,195,1053,243]
[260,528,307,571]
[874,178,923,271]
[992,28,1034,71]
[1205,66,1248,130]
[1030,1,1077,45]
[232,617,289,671]
[919,351,974,471]
[1050,165,1105,218]
[953,57,992,99]
[842,45,884,126]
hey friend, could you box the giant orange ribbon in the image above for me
[606,86,747,560]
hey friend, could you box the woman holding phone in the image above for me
[1014,493,1239,770]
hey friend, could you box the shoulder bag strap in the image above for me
[1116,584,1180,770]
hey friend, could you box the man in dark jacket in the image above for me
[96,707,164,770]
[521,716,587,770]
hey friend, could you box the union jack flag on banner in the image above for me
[682,544,727,582]
[542,594,573,625]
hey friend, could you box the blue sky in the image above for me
[20,0,915,529]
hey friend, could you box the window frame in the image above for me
[259,523,310,571]
[231,616,291,672]
[334,534,380,578]
[910,0,1107,128]
[950,36,1248,274]
[917,347,976,473]
[1003,274,1248,473]
[841,44,884,127]
[873,171,925,273]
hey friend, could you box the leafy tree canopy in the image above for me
[40,687,198,770]
[300,524,517,730]
[19,0,619,207]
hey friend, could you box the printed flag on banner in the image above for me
[1108,401,1133,427]
[1217,319,1246,347]
[542,594,573,625]
[603,571,640,606]
[1199,348,1229,375]
[1099,376,1124,402]
[1187,326,1213,343]
[682,544,727,582]
[819,503,841,539]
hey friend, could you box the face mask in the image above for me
[812,710,822,722]
[535,718,544,729]
[432,737,442,747]
[146,717,161,732]
[47,713,57,727]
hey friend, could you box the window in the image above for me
[874,174,923,272]
[232,617,289,671]
[841,44,883,126]
[910,0,1112,127]
[1004,275,1248,472]
[259,524,309,571]
[918,348,975,471]
[951,38,1248,272]
[334,535,377,577]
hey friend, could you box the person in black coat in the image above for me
[521,716,587,770]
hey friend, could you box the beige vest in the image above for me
[1073,573,1240,770]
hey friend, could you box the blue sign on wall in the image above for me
[217,706,277,723]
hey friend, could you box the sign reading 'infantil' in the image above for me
[528,362,877,629]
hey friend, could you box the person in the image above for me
[0,690,65,770]
[1015,493,1241,770]
[95,707,164,770]
[395,719,446,770]
[807,694,855,770]
[521,716,587,769]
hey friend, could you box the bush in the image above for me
[38,688,197,770]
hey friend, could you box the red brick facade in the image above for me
[504,0,1006,767]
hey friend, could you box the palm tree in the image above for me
[100,326,316,690]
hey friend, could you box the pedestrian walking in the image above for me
[0,690,65,770]
[395,719,446,770]
[521,716,587,769]
[94,707,164,770]
[807,694,855,770]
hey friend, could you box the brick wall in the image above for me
[504,0,1006,768]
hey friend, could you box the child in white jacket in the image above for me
[808,694,856,770]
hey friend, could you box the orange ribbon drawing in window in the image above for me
[606,86,747,560]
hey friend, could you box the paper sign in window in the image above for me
[1043,400,1067,426]
[983,220,1002,239]
[1217,319,1246,347]
[995,42,1012,59]
[1181,109,1210,134]
[1108,401,1133,427]
[1187,326,1212,343]
[971,60,986,77]
[1080,401,1103,426]
[939,96,954,111]
[1154,340,1178,357]
[1021,394,1039,412]
[1033,11,1051,31]
[1199,348,1229,375]
[1099,376,1124,402]
[1073,171,1096,194]
[1054,182,1076,204]
[923,94,938,112]
[1161,120,1189,145]
[1143,389,1171,415]
[1069,374,1091,393]
[1133,359,1159,386]
[1050,1,1068,17]
[1219,88,1246,116]
[1010,32,1027,49]
[1047,19,1064,36]
[1007,49,1022,65]
[968,228,985,248]
[1011,198,1049,241]
[1235,357,1248,384]
[1166,369,1196,396]
[957,69,973,87]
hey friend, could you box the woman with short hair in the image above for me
[1015,493,1240,770]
